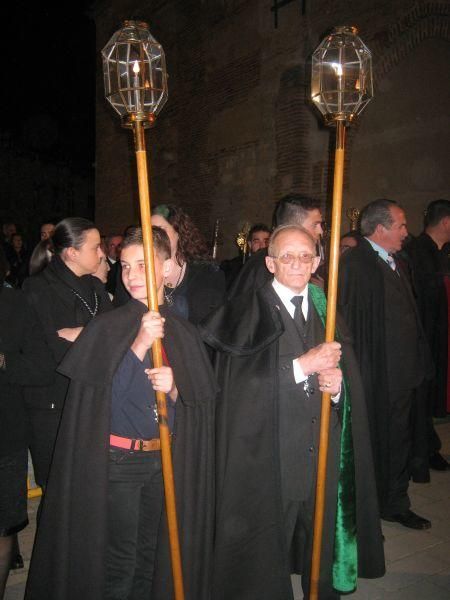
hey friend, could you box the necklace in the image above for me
[164,262,185,306]
[70,288,99,318]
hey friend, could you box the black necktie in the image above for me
[291,295,306,328]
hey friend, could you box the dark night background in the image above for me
[2,1,450,257]
[0,2,96,245]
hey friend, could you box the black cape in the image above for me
[338,240,433,506]
[25,300,217,600]
[405,233,448,417]
[199,283,384,600]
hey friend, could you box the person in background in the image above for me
[338,199,433,530]
[339,231,361,256]
[0,247,54,598]
[221,223,271,289]
[228,194,324,298]
[40,223,56,241]
[29,238,54,277]
[93,255,113,301]
[105,234,123,296]
[1,224,17,250]
[404,199,450,471]
[5,234,29,288]
[248,223,271,254]
[150,204,226,324]
[22,217,113,494]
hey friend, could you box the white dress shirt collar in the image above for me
[272,278,309,320]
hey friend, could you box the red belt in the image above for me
[110,434,164,452]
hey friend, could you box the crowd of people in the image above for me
[0,196,449,599]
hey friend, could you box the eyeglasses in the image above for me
[270,252,316,265]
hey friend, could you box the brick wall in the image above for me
[94,0,450,257]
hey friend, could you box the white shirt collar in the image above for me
[365,237,391,263]
[272,278,309,320]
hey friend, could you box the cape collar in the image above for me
[199,281,284,356]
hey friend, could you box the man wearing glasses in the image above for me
[200,224,384,600]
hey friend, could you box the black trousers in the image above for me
[284,495,339,600]
[383,388,414,517]
[105,449,164,600]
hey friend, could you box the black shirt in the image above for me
[111,348,175,439]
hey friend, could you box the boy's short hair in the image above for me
[121,226,171,260]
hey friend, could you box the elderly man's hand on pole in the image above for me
[297,341,341,377]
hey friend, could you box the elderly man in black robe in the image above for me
[200,225,384,600]
[25,227,216,600]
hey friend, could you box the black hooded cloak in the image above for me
[25,299,217,600]
[199,283,384,600]
[405,232,448,417]
[338,239,433,507]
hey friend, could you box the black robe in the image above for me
[0,287,54,457]
[199,283,384,600]
[25,300,217,600]
[338,239,433,508]
[405,233,448,417]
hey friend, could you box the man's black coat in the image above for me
[405,232,448,417]
[0,287,54,457]
[338,239,433,509]
[199,282,384,600]
[25,300,217,600]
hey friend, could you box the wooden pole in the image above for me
[133,119,185,600]
[309,120,346,599]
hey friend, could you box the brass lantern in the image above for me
[101,20,168,128]
[311,26,373,125]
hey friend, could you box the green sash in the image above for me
[309,284,357,593]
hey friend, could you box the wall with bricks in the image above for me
[94,0,450,258]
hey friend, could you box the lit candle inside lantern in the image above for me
[133,60,141,113]
[331,62,343,77]
[331,61,344,112]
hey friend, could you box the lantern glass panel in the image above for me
[311,27,373,124]
[102,21,168,120]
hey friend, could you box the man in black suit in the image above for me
[339,199,433,530]
[201,225,384,600]
[105,234,123,295]
[405,199,450,470]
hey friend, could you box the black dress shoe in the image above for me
[383,510,431,530]
[429,452,450,471]
[10,553,24,570]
